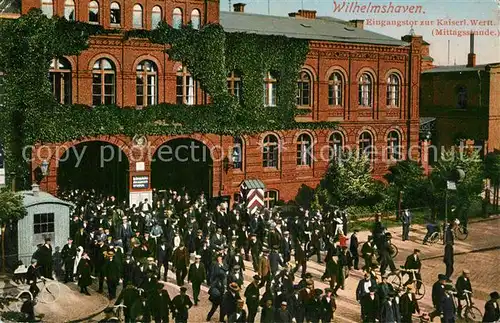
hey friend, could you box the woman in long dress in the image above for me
[77,252,92,295]
[73,246,84,278]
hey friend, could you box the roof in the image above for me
[0,0,20,14]
[422,64,498,74]
[420,117,436,126]
[220,11,408,46]
[20,190,74,208]
[241,179,266,189]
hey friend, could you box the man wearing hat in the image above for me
[321,288,337,323]
[103,251,120,300]
[483,291,500,322]
[361,286,379,323]
[37,237,53,279]
[403,249,422,292]
[441,284,457,323]
[349,229,360,270]
[61,237,77,283]
[172,242,189,286]
[269,245,284,277]
[171,287,193,323]
[380,290,397,323]
[400,285,420,323]
[228,299,247,323]
[361,236,375,271]
[275,301,293,323]
[220,282,240,323]
[430,274,448,321]
[188,255,206,305]
[281,231,292,263]
[228,265,244,288]
[258,248,271,288]
[244,275,261,323]
[444,241,454,281]
[26,259,40,298]
[455,269,473,316]
[249,234,261,272]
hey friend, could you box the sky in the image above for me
[220,0,500,66]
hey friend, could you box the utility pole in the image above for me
[268,0,270,15]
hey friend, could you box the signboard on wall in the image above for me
[132,175,149,189]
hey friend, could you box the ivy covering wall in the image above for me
[0,9,337,188]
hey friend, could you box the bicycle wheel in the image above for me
[39,281,61,304]
[390,243,399,258]
[429,232,440,244]
[465,306,483,322]
[455,225,468,240]
[386,273,401,289]
[414,280,425,300]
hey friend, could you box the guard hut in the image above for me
[239,179,266,214]
[17,185,73,265]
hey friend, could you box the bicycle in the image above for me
[428,220,468,244]
[386,268,425,300]
[8,277,61,312]
[455,290,482,322]
[113,304,127,321]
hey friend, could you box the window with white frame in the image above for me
[296,70,311,107]
[233,137,243,170]
[387,130,401,160]
[92,58,115,106]
[88,1,99,23]
[296,133,313,166]
[386,73,400,107]
[41,0,54,17]
[34,213,55,234]
[173,8,182,29]
[132,4,143,29]
[227,71,242,101]
[151,6,162,29]
[329,132,344,161]
[359,131,374,160]
[264,190,279,208]
[263,134,279,168]
[358,73,373,107]
[264,71,278,107]
[328,72,343,106]
[64,0,75,20]
[110,2,121,25]
[136,60,157,107]
[49,58,72,104]
[176,66,196,105]
[191,9,200,30]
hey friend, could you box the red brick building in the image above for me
[1,0,423,205]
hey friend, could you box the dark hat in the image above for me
[144,231,150,234]
[180,287,187,293]
[31,258,37,264]
[414,248,421,253]
[229,282,240,292]
[490,291,499,300]
[314,289,323,296]
[367,235,373,240]
[68,237,73,241]
[304,273,313,279]
[44,237,51,242]
[324,288,333,293]
[262,248,269,253]
[389,291,397,297]
[444,284,455,291]
[253,275,261,281]
[438,274,447,281]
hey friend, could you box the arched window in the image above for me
[296,70,312,107]
[359,131,373,160]
[328,72,343,106]
[132,4,143,29]
[110,2,121,25]
[151,6,162,29]
[457,86,467,109]
[49,58,72,104]
[64,0,75,20]
[88,1,99,23]
[264,190,279,208]
[227,71,242,101]
[136,60,157,107]
[263,134,279,168]
[387,130,401,160]
[296,133,313,166]
[0,73,5,107]
[358,73,373,107]
[173,8,182,29]
[191,9,200,30]
[329,132,344,160]
[232,137,243,170]
[41,0,53,17]
[386,73,400,107]
[92,58,115,106]
[176,66,196,105]
[264,71,278,107]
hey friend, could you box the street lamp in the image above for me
[40,160,49,176]
[223,149,241,173]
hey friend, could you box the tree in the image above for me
[484,151,500,211]
[313,150,377,210]
[384,160,427,210]
[0,189,27,271]
[294,184,315,209]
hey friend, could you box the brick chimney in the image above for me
[288,10,317,19]
[349,19,364,29]
[467,32,476,67]
[233,3,246,13]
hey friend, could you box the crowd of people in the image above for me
[21,188,500,323]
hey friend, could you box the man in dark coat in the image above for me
[356,271,377,302]
[281,231,292,263]
[293,242,308,277]
[172,243,189,286]
[269,246,284,277]
[26,259,41,298]
[37,238,53,279]
[248,234,261,272]
[349,230,360,270]
[360,286,379,323]
[61,237,77,283]
[158,288,172,323]
[455,269,473,315]
[444,242,454,281]
[403,249,423,292]
[157,238,170,281]
[227,265,244,288]
[361,236,375,271]
[441,285,456,323]
[400,285,420,323]
[483,291,500,323]
[401,209,412,241]
[115,283,140,323]
[380,292,397,323]
[244,275,261,323]
[95,240,107,293]
[430,274,447,321]
[321,288,337,323]
[228,299,247,323]
[103,251,121,300]
[260,299,275,323]
[187,255,206,305]
[171,287,193,323]
[276,301,293,323]
[220,282,240,323]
